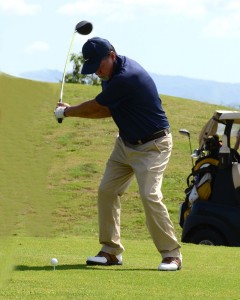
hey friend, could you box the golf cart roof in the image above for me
[215,110,240,123]
[199,110,240,148]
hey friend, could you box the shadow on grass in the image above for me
[15,264,89,271]
[15,265,157,272]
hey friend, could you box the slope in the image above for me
[0,74,230,240]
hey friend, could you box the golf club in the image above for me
[179,129,194,167]
[57,21,93,123]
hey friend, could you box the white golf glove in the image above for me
[54,106,67,120]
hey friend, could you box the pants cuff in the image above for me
[161,249,181,259]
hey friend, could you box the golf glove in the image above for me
[54,106,68,120]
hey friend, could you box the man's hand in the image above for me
[54,102,70,122]
[54,99,112,120]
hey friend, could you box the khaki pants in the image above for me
[98,134,181,258]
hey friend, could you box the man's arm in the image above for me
[59,99,112,119]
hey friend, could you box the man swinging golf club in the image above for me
[54,37,182,271]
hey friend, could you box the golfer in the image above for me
[54,37,182,271]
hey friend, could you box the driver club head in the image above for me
[75,21,93,35]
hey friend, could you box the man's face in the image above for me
[95,51,116,81]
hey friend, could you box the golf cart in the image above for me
[179,110,240,246]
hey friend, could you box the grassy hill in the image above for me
[0,73,231,240]
[1,73,240,299]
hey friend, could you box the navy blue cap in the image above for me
[81,37,113,74]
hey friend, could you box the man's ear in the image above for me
[110,51,116,60]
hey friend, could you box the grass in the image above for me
[47,84,228,240]
[1,237,240,299]
[0,73,239,299]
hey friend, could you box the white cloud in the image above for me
[57,0,104,15]
[202,14,240,38]
[57,0,136,23]
[57,0,208,19]
[57,0,240,39]
[124,0,208,17]
[0,0,41,16]
[200,1,240,39]
[225,0,240,10]
[25,41,49,54]
[57,0,240,19]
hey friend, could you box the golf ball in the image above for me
[51,258,58,266]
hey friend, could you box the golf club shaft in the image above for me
[56,20,92,124]
[188,137,194,167]
[59,30,76,102]
[58,30,76,123]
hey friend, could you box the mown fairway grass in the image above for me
[1,237,240,299]
[0,73,239,299]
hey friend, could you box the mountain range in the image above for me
[19,69,63,83]
[18,69,240,109]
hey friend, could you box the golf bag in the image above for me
[179,155,219,228]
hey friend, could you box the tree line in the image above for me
[65,52,101,86]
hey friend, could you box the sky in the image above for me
[1,0,240,83]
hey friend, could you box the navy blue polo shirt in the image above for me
[95,55,169,143]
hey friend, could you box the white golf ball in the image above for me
[51,258,58,266]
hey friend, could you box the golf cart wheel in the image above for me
[188,228,226,246]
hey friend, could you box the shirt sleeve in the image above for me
[96,77,133,109]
